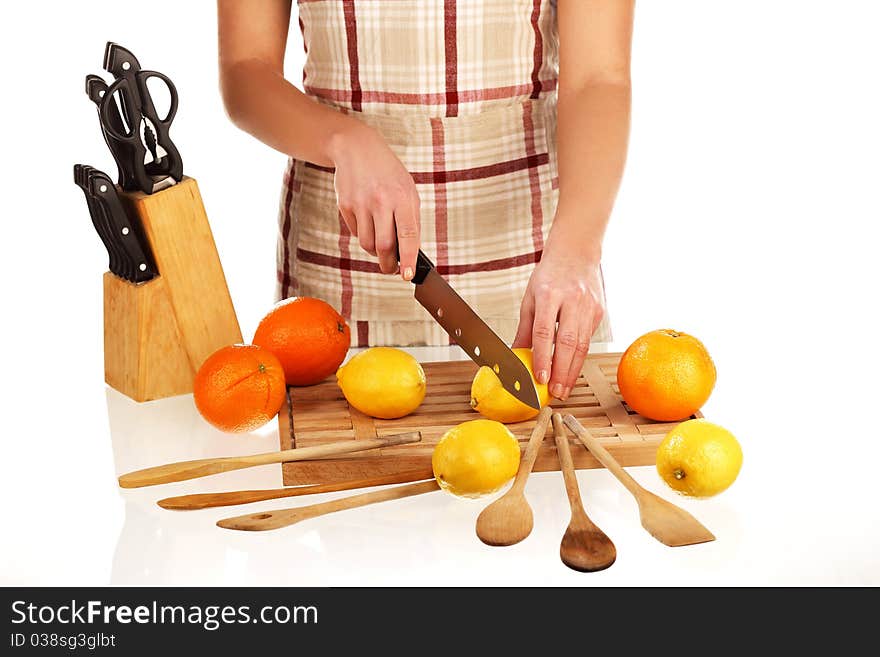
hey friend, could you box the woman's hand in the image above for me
[329,122,421,280]
[512,232,605,401]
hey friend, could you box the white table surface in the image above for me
[4,343,878,587]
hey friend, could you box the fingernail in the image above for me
[562,386,572,400]
[551,383,564,399]
[537,370,549,384]
[403,267,414,280]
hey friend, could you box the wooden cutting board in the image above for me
[278,352,701,485]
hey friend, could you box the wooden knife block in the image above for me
[103,177,243,402]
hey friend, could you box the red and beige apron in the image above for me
[277,0,612,347]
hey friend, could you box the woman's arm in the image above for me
[217,0,421,278]
[513,0,634,400]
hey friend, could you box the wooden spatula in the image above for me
[563,415,715,547]
[157,467,435,510]
[217,479,440,531]
[118,432,421,489]
[475,406,552,546]
[552,413,616,572]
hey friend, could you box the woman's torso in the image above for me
[278,0,610,347]
[297,0,559,118]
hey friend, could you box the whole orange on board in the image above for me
[616,329,716,422]
[194,344,287,433]
[253,297,351,386]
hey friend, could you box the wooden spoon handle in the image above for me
[157,467,435,510]
[118,432,421,489]
[563,414,643,498]
[509,406,553,494]
[217,480,440,531]
[552,413,585,513]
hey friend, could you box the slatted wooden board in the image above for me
[279,352,701,485]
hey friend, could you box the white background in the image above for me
[1,1,878,586]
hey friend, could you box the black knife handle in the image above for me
[74,164,120,275]
[395,246,434,285]
[86,170,158,283]
[85,75,132,190]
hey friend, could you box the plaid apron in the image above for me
[277,0,612,347]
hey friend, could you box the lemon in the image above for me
[336,347,426,419]
[656,419,743,497]
[470,347,550,423]
[432,419,521,498]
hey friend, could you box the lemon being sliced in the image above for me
[470,347,549,423]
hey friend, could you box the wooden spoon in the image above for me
[217,480,440,531]
[157,467,435,510]
[475,406,553,546]
[118,432,421,489]
[552,413,616,572]
[563,414,715,547]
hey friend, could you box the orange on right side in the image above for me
[616,329,716,422]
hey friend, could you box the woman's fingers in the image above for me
[354,210,376,256]
[530,291,559,391]
[339,206,359,239]
[560,313,593,400]
[373,204,399,274]
[395,191,421,281]
[512,291,535,350]
[549,301,581,400]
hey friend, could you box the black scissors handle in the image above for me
[103,42,183,185]
[95,77,154,194]
[135,70,183,182]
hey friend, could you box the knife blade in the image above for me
[409,250,541,410]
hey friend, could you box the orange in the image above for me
[252,297,351,386]
[616,329,716,421]
[193,344,286,433]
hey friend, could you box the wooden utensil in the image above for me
[118,432,421,489]
[157,467,435,510]
[552,413,616,572]
[563,414,715,547]
[475,406,553,546]
[217,480,440,531]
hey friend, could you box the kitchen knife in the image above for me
[408,250,541,409]
[85,74,135,190]
[74,164,122,276]
[85,169,158,283]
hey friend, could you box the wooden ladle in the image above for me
[552,413,616,572]
[475,406,553,546]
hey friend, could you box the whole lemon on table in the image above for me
[336,347,426,419]
[432,419,522,498]
[656,419,743,497]
[617,328,716,421]
[470,347,550,423]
